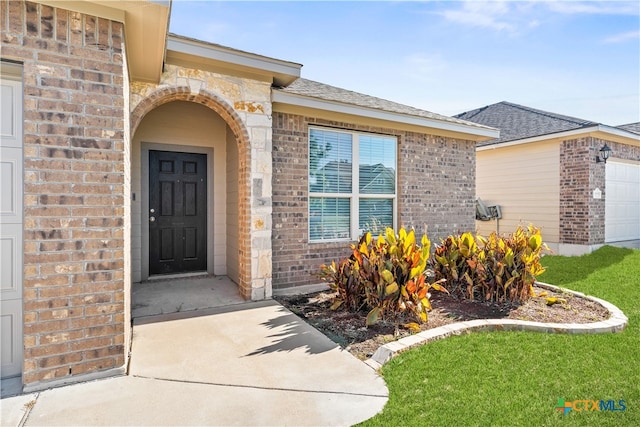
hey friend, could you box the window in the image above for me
[309,128,396,241]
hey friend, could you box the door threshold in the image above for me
[147,272,210,281]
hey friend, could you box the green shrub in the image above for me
[319,227,447,326]
[433,225,547,303]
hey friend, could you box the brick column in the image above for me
[2,1,126,388]
[559,136,605,251]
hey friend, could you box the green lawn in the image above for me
[359,246,639,426]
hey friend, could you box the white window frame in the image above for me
[308,126,398,242]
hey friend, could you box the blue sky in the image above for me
[169,1,640,126]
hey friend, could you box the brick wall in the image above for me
[271,112,476,290]
[1,1,125,387]
[588,137,607,245]
[559,136,640,247]
[559,137,591,244]
[398,131,476,237]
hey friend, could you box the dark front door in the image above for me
[149,150,207,275]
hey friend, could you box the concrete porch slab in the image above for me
[132,275,245,319]
[129,301,387,397]
[4,300,388,426]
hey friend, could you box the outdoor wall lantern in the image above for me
[596,143,612,164]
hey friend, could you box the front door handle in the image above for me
[150,216,156,222]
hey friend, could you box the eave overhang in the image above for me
[272,91,500,142]
[477,124,640,151]
[165,34,302,86]
[37,0,171,83]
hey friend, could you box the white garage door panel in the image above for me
[1,300,22,377]
[0,227,22,299]
[0,148,22,221]
[606,161,640,243]
[1,82,20,146]
[1,67,23,381]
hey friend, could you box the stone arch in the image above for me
[130,86,250,146]
[130,87,253,295]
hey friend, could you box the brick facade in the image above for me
[1,0,494,390]
[271,112,477,290]
[559,136,640,247]
[2,1,125,387]
[559,137,592,245]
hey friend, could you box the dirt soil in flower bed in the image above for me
[274,285,610,361]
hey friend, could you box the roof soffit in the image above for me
[477,125,640,151]
[273,91,499,142]
[37,1,170,83]
[165,35,301,86]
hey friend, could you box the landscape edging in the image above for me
[364,281,628,370]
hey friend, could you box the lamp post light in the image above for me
[596,143,612,164]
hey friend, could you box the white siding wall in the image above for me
[131,101,228,281]
[476,140,560,246]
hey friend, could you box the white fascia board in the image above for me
[273,91,499,139]
[166,36,301,80]
[477,125,640,151]
[597,124,640,140]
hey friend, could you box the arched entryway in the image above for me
[130,88,253,302]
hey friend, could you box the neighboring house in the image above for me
[618,122,640,135]
[455,101,640,255]
[0,1,497,392]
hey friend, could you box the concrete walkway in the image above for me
[1,301,388,426]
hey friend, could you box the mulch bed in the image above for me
[275,285,610,360]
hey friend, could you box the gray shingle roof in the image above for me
[275,78,494,131]
[618,122,640,134]
[454,101,598,146]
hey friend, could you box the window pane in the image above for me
[359,198,393,235]
[309,129,352,193]
[359,135,396,194]
[310,197,351,240]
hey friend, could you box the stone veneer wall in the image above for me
[271,112,476,290]
[129,64,273,300]
[560,136,640,247]
[1,1,126,387]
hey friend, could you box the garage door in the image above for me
[605,160,640,243]
[1,63,23,380]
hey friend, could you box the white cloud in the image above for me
[437,1,639,34]
[438,1,515,31]
[603,30,640,44]
[546,1,640,16]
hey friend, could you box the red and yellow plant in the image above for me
[320,227,448,326]
[433,225,548,304]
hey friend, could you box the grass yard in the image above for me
[359,245,639,426]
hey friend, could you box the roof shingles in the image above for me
[617,122,640,135]
[275,78,494,131]
[454,101,599,145]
